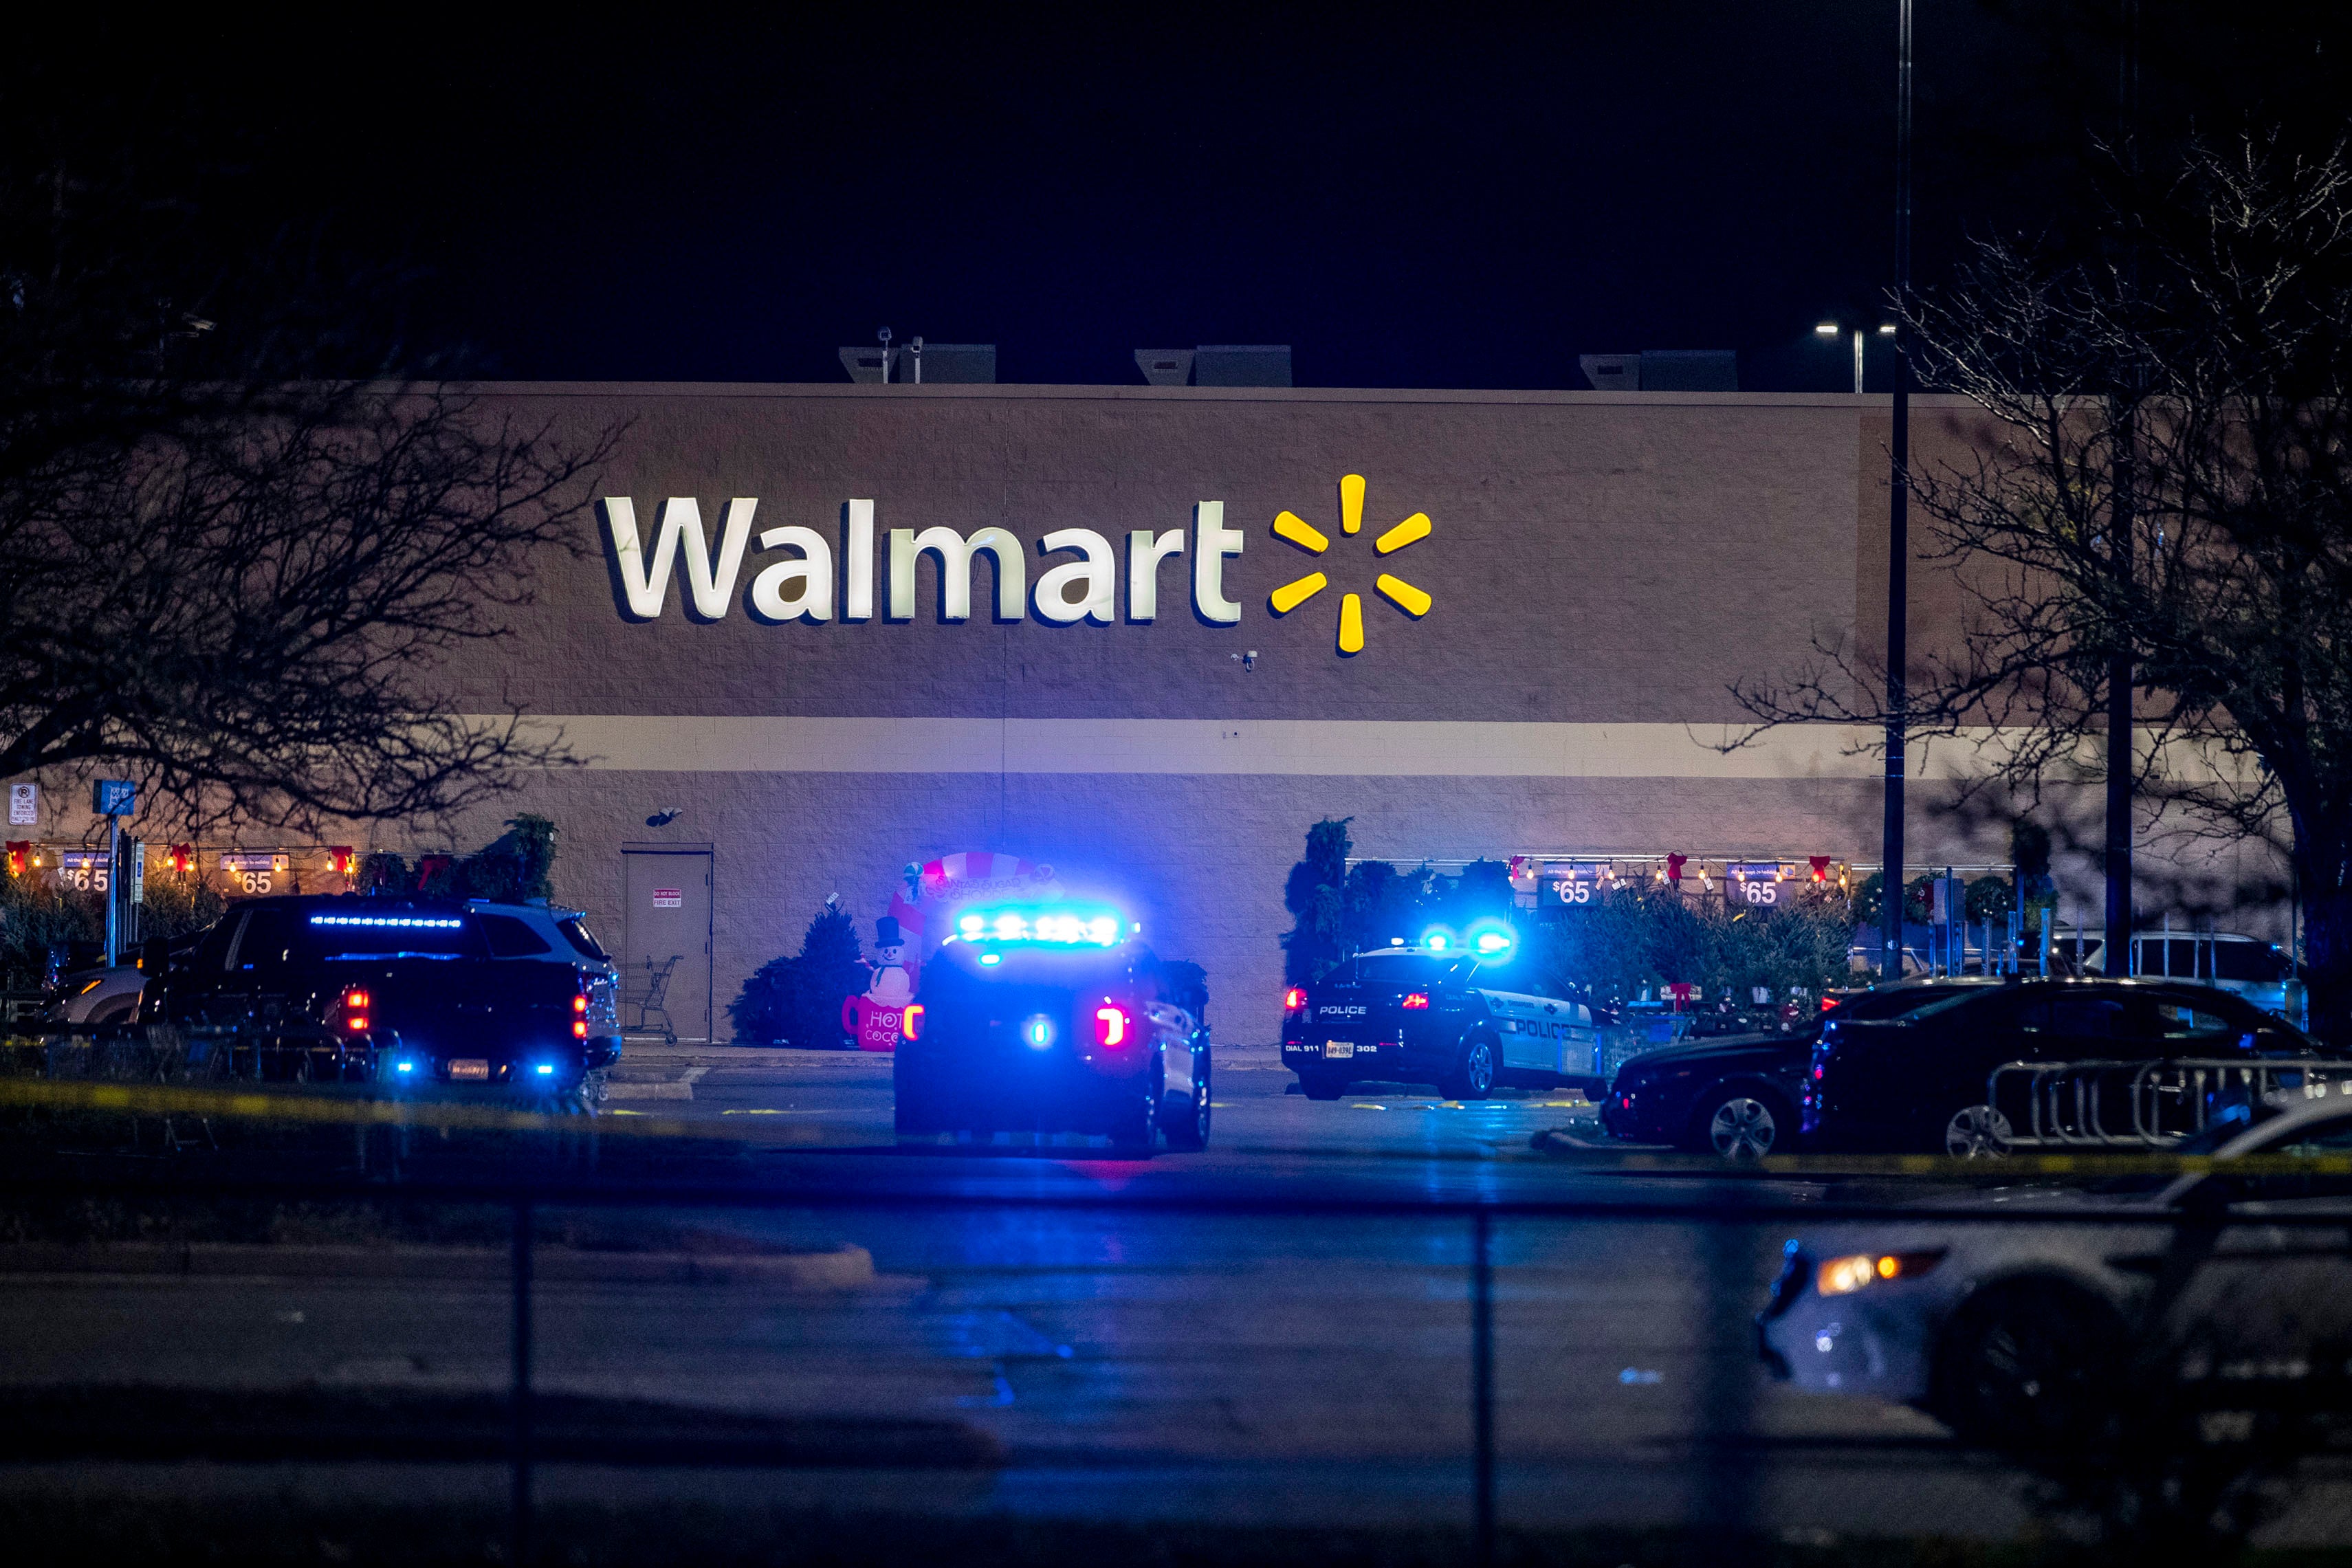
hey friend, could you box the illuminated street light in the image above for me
[1816,320,1897,395]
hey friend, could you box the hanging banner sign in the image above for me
[58,850,110,893]
[220,852,289,873]
[918,851,1059,905]
[1543,862,1610,905]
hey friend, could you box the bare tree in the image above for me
[1734,133,2352,1040]
[0,90,611,834]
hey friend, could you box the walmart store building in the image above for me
[313,377,2044,1045]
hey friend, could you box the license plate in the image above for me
[448,1059,490,1081]
[1323,1041,1354,1059]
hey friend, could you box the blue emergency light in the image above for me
[949,905,1130,949]
[311,915,465,929]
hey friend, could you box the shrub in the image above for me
[0,875,102,990]
[1281,819,1354,984]
[1530,881,1852,1008]
[417,815,558,903]
[727,902,866,1048]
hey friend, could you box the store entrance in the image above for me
[619,844,713,1044]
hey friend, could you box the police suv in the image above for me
[1280,929,1600,1101]
[895,903,1213,1156]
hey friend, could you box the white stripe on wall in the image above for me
[472,716,2012,780]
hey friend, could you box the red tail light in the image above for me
[902,1003,923,1041]
[1403,992,1430,1010]
[573,994,589,1013]
[1282,987,1308,1012]
[1094,1004,1130,1047]
[340,986,371,1035]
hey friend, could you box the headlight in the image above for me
[1816,1249,1946,1296]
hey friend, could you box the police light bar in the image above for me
[1464,920,1517,956]
[950,905,1128,947]
[310,915,466,929]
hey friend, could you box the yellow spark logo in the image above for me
[1269,474,1431,654]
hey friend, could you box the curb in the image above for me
[0,1241,880,1288]
[625,1048,893,1070]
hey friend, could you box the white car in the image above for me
[1758,1086,2352,1448]
[48,964,144,1028]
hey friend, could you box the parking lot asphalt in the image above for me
[11,1044,2352,1548]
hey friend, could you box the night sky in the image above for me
[19,5,2352,390]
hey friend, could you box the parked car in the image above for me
[1802,976,2327,1154]
[1601,986,1955,1157]
[1758,1086,2352,1448]
[140,895,621,1094]
[1280,938,1601,1101]
[895,903,1211,1156]
[44,964,144,1028]
[43,933,204,1030]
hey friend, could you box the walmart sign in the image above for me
[604,498,1245,625]
[602,476,1434,650]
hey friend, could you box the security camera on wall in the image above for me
[646,806,683,828]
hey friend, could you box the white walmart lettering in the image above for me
[602,497,1245,626]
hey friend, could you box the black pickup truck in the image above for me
[140,896,622,1095]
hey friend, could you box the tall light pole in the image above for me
[1882,0,1914,980]
[2106,0,2140,958]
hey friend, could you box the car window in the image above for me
[2212,942,2291,983]
[2045,997,2129,1038]
[1336,955,1464,988]
[191,918,240,973]
[2154,1000,2246,1046]
[301,910,484,960]
[1829,986,1983,1022]
[231,907,295,974]
[479,913,552,958]
[556,917,609,962]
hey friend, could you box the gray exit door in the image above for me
[620,843,713,1044]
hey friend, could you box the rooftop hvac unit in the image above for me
[1579,353,1640,391]
[1634,349,1737,390]
[1193,345,1291,387]
[909,343,997,384]
[1134,349,1195,386]
[836,344,999,384]
[839,346,891,384]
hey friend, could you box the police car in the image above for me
[894,903,1212,1156]
[1279,925,1600,1101]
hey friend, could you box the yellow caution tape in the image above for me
[0,1075,839,1145]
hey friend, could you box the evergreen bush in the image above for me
[727,902,866,1048]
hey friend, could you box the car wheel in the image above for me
[1944,1104,2013,1158]
[1299,1072,1348,1101]
[1162,1057,1211,1151]
[1689,1088,1788,1160]
[1934,1281,2124,1451]
[1108,1070,1161,1157]
[1443,1037,1497,1101]
[893,1066,945,1135]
